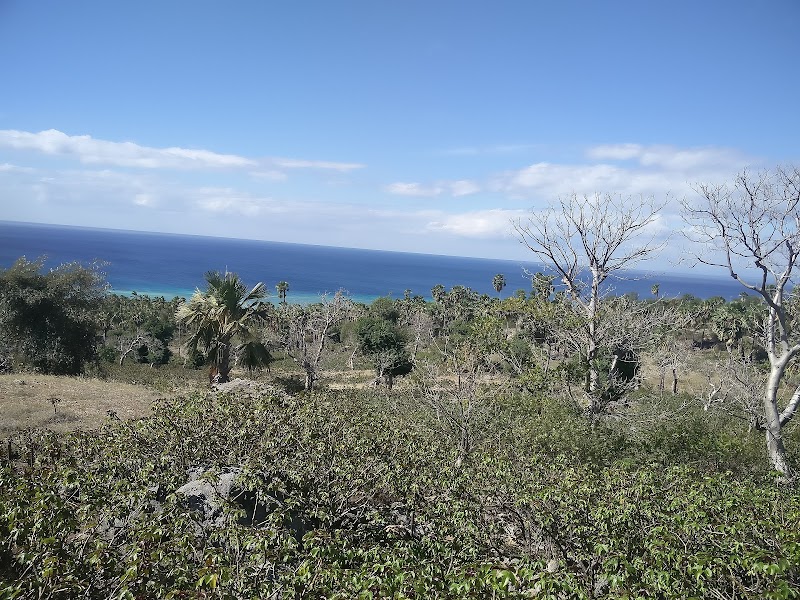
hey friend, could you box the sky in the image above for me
[1,0,798,268]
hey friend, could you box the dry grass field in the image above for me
[0,344,738,438]
[0,374,160,435]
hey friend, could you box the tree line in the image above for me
[1,166,799,479]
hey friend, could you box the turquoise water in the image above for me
[1,221,747,302]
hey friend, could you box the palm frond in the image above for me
[237,340,272,372]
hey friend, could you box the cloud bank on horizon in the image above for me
[0,1,797,269]
[0,128,760,263]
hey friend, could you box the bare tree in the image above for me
[274,290,353,391]
[116,311,165,367]
[512,192,665,415]
[682,166,800,478]
[654,337,691,396]
[413,342,495,469]
[700,355,767,433]
[397,293,434,364]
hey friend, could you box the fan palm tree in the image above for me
[276,281,289,304]
[176,271,272,383]
[492,273,506,295]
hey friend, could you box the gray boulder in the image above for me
[176,467,251,527]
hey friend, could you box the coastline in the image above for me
[2,220,751,302]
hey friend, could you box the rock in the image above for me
[213,378,283,396]
[176,467,243,528]
[175,467,310,536]
[594,575,609,596]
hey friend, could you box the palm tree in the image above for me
[492,273,506,296]
[276,281,289,304]
[431,284,446,304]
[176,271,272,383]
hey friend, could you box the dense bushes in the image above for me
[2,388,799,598]
[0,258,106,375]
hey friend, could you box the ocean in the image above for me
[0,221,747,303]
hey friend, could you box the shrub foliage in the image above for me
[0,257,106,375]
[2,389,799,598]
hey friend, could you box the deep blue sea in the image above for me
[0,221,747,303]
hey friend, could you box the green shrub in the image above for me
[0,257,106,375]
[2,388,798,598]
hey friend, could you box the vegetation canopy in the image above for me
[0,257,106,375]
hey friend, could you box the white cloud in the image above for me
[449,180,480,196]
[386,182,443,197]
[585,143,753,172]
[271,157,365,172]
[390,143,753,208]
[0,162,34,173]
[0,129,365,174]
[495,161,667,198]
[637,146,750,171]
[386,179,480,198]
[0,129,257,170]
[194,188,276,217]
[494,144,758,202]
[133,193,155,207]
[197,197,262,216]
[427,209,527,238]
[586,143,643,161]
[249,170,288,181]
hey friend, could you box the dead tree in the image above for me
[513,192,665,415]
[413,342,494,469]
[277,290,353,391]
[682,166,800,478]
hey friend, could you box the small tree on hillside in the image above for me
[106,294,179,366]
[276,281,289,304]
[176,271,272,383]
[413,334,496,469]
[355,316,412,389]
[274,290,353,391]
[682,165,800,478]
[512,192,665,415]
[492,274,506,296]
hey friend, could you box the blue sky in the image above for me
[1,0,798,266]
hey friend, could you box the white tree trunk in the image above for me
[764,363,792,477]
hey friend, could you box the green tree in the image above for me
[369,296,400,323]
[102,293,180,365]
[0,257,106,375]
[276,281,289,304]
[531,272,555,300]
[651,283,660,298]
[711,301,747,354]
[355,316,411,389]
[492,273,506,296]
[176,271,272,383]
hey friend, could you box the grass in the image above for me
[0,373,160,436]
[0,350,714,439]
